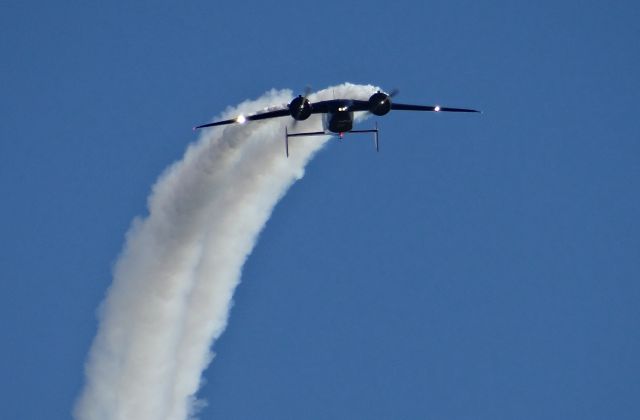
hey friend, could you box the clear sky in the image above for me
[1,1,639,419]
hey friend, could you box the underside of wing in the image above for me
[194,108,291,130]
[391,103,480,113]
[305,99,372,114]
[345,100,373,112]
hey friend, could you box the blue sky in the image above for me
[1,1,639,419]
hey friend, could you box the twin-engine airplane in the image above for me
[194,89,479,157]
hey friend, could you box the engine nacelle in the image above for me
[289,95,312,120]
[368,91,391,116]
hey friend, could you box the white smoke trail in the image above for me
[74,83,378,420]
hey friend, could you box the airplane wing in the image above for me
[391,103,480,113]
[344,100,371,112]
[307,99,372,113]
[310,99,480,113]
[194,108,291,130]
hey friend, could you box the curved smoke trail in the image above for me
[74,83,378,420]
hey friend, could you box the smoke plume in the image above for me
[74,83,378,420]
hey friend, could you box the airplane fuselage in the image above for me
[321,100,355,133]
[324,110,354,133]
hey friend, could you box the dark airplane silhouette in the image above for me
[194,89,479,156]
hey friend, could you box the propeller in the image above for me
[291,85,312,129]
[302,85,312,99]
[368,88,398,116]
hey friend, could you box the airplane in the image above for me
[194,89,479,157]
